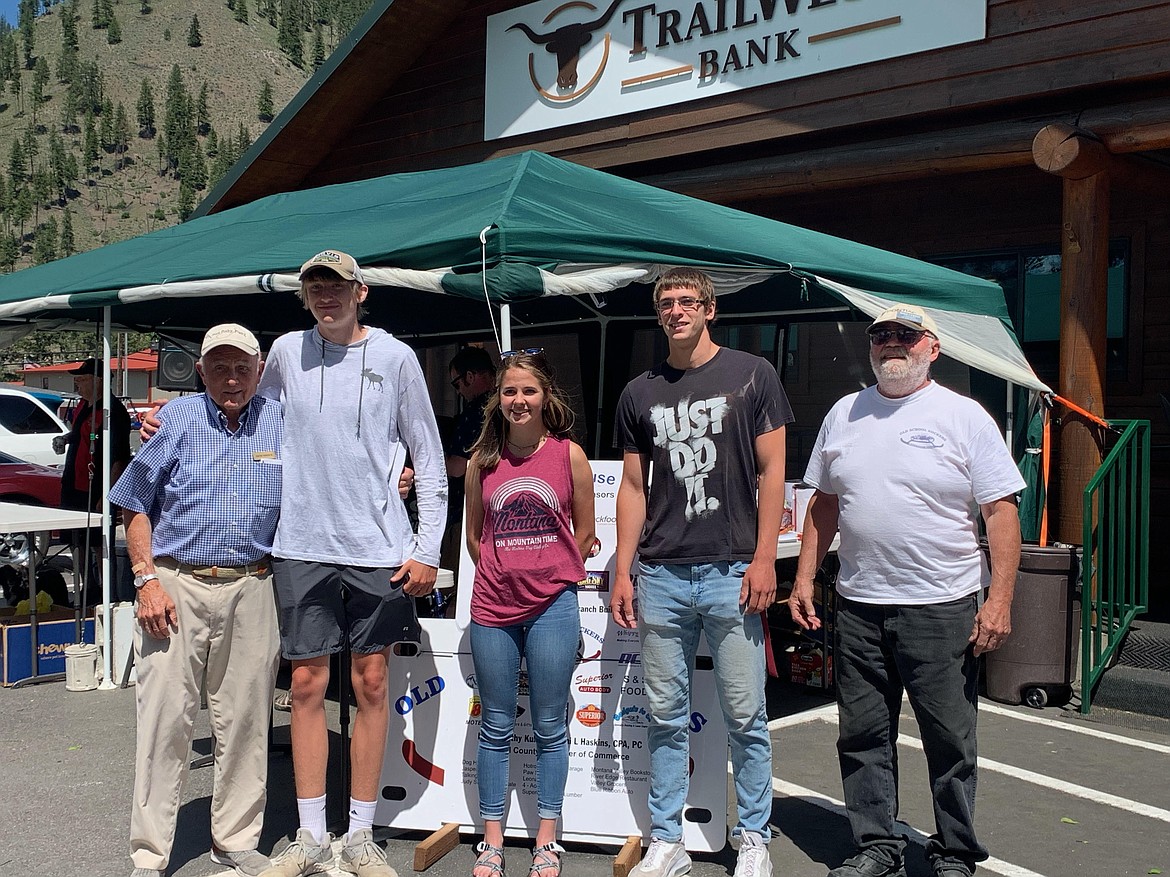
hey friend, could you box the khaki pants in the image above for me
[130,562,280,870]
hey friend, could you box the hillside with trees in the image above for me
[0,0,376,374]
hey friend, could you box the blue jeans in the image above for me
[470,588,580,821]
[835,594,986,871]
[636,561,772,842]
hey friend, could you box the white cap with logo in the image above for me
[868,304,939,337]
[201,323,260,356]
[300,249,365,285]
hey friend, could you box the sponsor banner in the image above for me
[377,649,728,848]
[485,0,987,140]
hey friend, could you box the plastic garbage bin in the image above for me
[982,543,1080,708]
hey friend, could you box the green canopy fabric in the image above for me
[0,151,1047,390]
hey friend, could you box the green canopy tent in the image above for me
[0,151,1048,393]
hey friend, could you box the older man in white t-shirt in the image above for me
[789,304,1024,877]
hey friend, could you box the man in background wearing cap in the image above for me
[56,356,133,598]
[110,324,283,877]
[789,305,1023,877]
[258,250,446,877]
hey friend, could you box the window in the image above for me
[0,394,60,435]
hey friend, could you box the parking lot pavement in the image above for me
[2,679,1168,877]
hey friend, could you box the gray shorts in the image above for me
[272,558,421,659]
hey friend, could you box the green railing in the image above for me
[1080,419,1150,713]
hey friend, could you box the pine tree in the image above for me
[18,0,35,70]
[277,0,303,66]
[187,14,202,47]
[163,65,191,171]
[56,0,79,83]
[136,79,155,137]
[91,0,106,29]
[83,111,98,170]
[234,0,248,25]
[60,207,75,256]
[205,127,218,157]
[59,86,79,133]
[177,179,194,221]
[311,24,324,69]
[196,82,210,136]
[31,56,48,104]
[9,71,22,116]
[48,130,67,201]
[0,233,19,271]
[139,0,151,13]
[237,122,252,153]
[8,140,26,186]
[257,79,273,122]
[107,12,121,44]
[33,215,58,264]
[99,98,114,151]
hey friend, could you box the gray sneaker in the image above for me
[633,839,692,877]
[259,829,335,877]
[827,852,907,877]
[211,847,271,876]
[130,869,163,877]
[339,828,398,877]
[734,832,771,877]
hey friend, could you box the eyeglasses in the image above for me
[499,347,545,360]
[449,373,465,391]
[655,296,706,313]
[868,327,929,346]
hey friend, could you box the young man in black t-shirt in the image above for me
[612,268,792,877]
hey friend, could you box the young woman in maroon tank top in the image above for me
[465,350,596,877]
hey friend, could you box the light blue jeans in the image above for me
[636,561,772,842]
[470,588,580,821]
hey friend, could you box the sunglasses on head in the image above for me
[499,347,545,360]
[868,327,929,346]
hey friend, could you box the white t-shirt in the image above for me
[803,382,1026,605]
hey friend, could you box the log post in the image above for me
[1032,124,1110,544]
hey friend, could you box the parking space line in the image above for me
[768,703,838,731]
[898,735,1170,823]
[980,702,1170,755]
[771,778,1049,877]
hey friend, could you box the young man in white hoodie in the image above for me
[260,250,447,877]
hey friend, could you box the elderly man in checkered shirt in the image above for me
[110,323,284,877]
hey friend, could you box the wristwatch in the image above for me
[134,573,160,590]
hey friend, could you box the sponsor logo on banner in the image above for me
[395,676,445,715]
[402,739,445,785]
[576,703,607,727]
[468,695,482,717]
[576,671,614,694]
[689,711,708,733]
[618,652,641,664]
[579,570,610,591]
[465,673,478,689]
[613,705,651,726]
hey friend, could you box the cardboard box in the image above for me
[0,608,95,686]
[789,646,833,688]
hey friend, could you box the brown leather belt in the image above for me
[160,557,271,580]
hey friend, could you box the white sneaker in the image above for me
[734,832,771,877]
[633,839,692,877]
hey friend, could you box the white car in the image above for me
[0,386,69,466]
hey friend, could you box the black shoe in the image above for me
[826,852,907,877]
[931,861,974,877]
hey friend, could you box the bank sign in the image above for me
[484,0,987,140]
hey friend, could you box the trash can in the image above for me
[982,543,1080,708]
[65,643,100,691]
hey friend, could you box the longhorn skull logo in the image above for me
[508,0,624,93]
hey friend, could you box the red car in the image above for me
[0,449,61,507]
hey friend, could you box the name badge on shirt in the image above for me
[253,451,277,462]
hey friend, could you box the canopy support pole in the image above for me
[500,303,512,352]
[99,307,115,690]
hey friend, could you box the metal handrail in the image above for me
[1080,419,1150,713]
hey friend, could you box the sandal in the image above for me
[529,841,565,877]
[473,841,506,877]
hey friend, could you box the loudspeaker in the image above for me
[156,343,200,391]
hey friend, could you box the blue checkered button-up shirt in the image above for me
[109,393,284,566]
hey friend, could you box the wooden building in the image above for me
[199,0,1170,613]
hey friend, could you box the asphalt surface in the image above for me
[2,671,1168,877]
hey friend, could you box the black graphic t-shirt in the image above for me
[615,348,793,563]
